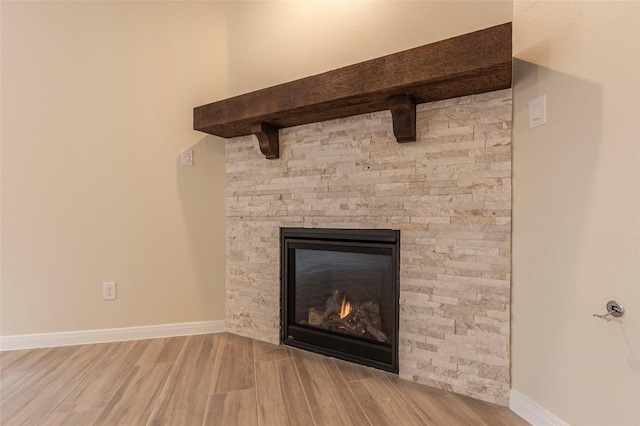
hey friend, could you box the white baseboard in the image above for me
[510,390,570,426]
[0,320,225,351]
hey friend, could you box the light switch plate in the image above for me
[181,149,194,166]
[529,95,547,128]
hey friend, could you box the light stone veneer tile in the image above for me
[224,88,512,405]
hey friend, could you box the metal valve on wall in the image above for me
[593,301,625,321]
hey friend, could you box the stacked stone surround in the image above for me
[225,88,512,405]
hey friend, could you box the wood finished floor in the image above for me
[0,333,529,425]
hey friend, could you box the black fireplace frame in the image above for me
[280,228,400,373]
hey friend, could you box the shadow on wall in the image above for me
[512,58,603,364]
[512,57,640,424]
[512,59,603,278]
[512,58,640,421]
[176,135,226,318]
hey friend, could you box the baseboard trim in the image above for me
[510,390,570,426]
[0,320,225,351]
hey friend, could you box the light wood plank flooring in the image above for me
[0,333,529,425]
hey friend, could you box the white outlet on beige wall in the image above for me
[103,282,117,300]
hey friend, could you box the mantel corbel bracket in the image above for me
[251,122,280,159]
[388,94,416,143]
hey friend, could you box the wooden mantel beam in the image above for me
[194,23,512,159]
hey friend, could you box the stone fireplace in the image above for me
[224,88,512,405]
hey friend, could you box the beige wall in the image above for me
[1,2,228,335]
[512,1,640,425]
[227,1,512,96]
[1,1,512,336]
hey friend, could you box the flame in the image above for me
[339,296,351,319]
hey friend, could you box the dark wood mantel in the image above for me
[194,23,512,159]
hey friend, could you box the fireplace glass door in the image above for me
[281,228,399,372]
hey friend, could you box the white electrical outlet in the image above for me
[103,282,117,300]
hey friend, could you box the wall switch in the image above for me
[181,149,194,166]
[103,282,116,300]
[529,95,547,128]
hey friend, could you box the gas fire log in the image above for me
[308,307,324,326]
[322,319,359,334]
[360,300,382,328]
[323,290,342,321]
[307,291,389,343]
[355,307,388,342]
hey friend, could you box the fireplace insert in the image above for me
[281,228,399,372]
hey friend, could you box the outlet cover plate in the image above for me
[103,282,116,300]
